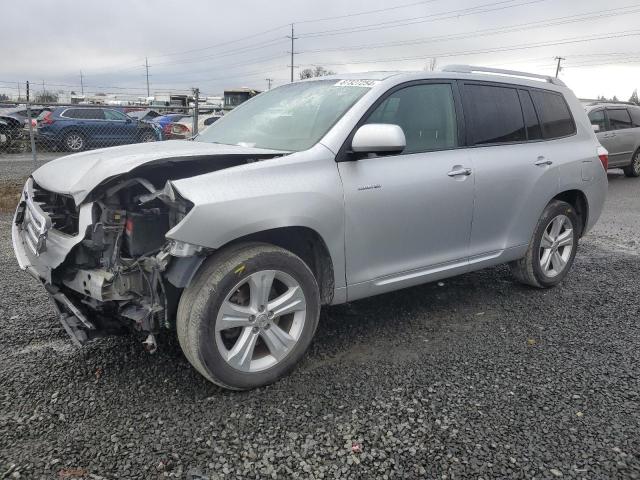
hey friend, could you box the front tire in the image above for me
[177,243,320,390]
[623,150,640,178]
[510,200,579,288]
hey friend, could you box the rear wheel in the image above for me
[510,200,579,288]
[177,243,320,390]
[63,131,86,152]
[623,150,640,177]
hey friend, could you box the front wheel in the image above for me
[510,200,579,288]
[623,150,640,178]
[177,243,320,390]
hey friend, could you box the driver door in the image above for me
[338,82,475,301]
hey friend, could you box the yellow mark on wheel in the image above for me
[234,265,246,274]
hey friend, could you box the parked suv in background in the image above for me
[586,102,640,177]
[38,107,160,152]
[13,66,607,390]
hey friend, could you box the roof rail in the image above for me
[442,65,566,87]
[583,99,635,106]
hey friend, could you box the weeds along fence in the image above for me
[0,84,223,168]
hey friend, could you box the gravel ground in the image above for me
[0,169,639,480]
[0,152,59,186]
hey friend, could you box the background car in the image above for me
[125,108,162,122]
[168,112,222,139]
[586,102,640,177]
[38,106,161,152]
[152,113,190,139]
[0,115,24,151]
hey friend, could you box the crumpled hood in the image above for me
[32,140,286,204]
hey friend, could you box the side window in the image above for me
[588,110,607,132]
[607,109,632,130]
[104,109,127,121]
[530,90,576,139]
[62,109,80,119]
[463,84,526,145]
[364,83,458,153]
[628,107,640,127]
[518,90,542,141]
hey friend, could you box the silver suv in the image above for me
[586,102,640,177]
[12,66,607,390]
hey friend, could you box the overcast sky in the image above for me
[2,0,640,100]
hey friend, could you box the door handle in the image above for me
[535,157,553,166]
[447,167,472,177]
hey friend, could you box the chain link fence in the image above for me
[0,83,225,166]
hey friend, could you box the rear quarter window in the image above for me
[530,90,576,139]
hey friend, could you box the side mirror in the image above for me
[592,124,600,133]
[351,124,406,155]
[126,118,132,123]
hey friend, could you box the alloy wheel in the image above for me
[633,153,640,175]
[539,214,574,278]
[66,133,84,151]
[215,270,307,372]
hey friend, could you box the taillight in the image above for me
[597,146,608,171]
[41,111,54,125]
[172,124,190,134]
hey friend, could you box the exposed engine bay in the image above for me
[16,151,285,351]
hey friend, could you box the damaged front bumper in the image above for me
[12,178,93,283]
[12,178,99,343]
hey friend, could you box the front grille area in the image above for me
[31,182,79,235]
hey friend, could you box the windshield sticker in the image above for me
[334,79,379,88]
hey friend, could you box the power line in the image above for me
[297,5,640,55]
[298,0,544,38]
[299,29,640,67]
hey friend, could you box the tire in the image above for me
[177,243,320,390]
[139,130,157,143]
[623,150,640,178]
[63,131,86,152]
[510,200,579,288]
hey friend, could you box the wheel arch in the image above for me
[169,226,336,305]
[552,189,589,237]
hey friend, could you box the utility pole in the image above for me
[17,82,20,101]
[80,70,84,95]
[192,87,199,137]
[554,56,565,78]
[25,81,37,167]
[265,78,273,90]
[287,24,297,83]
[145,57,150,97]
[42,80,45,96]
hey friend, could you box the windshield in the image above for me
[197,80,373,151]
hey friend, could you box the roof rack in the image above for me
[582,100,635,106]
[442,65,566,87]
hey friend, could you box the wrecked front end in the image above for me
[13,175,203,351]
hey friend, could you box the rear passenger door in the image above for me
[460,83,569,261]
[605,108,636,167]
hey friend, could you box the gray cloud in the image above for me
[2,0,639,99]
